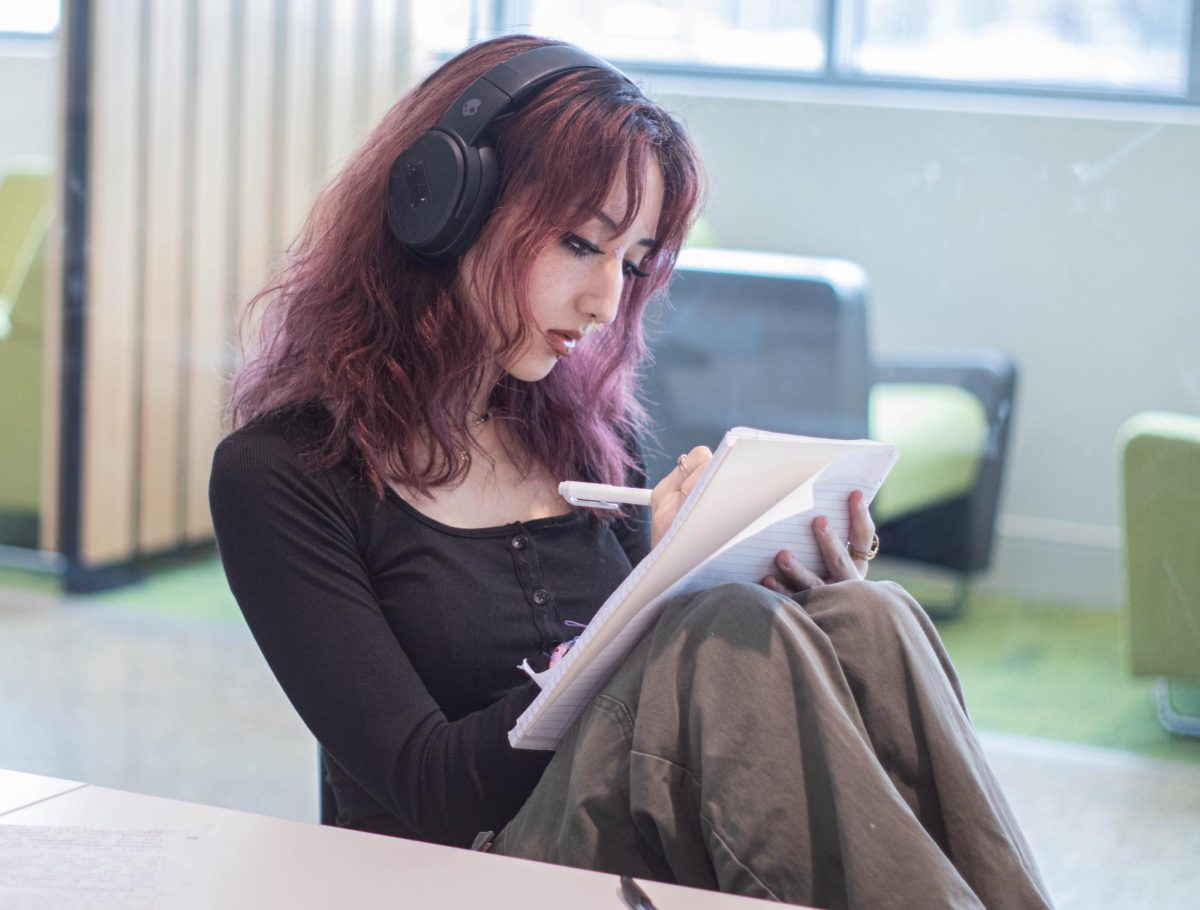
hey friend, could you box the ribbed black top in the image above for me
[209,408,650,846]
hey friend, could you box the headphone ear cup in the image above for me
[386,130,468,256]
[436,144,499,260]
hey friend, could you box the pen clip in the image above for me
[561,494,621,511]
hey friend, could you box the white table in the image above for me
[0,768,87,815]
[0,769,788,909]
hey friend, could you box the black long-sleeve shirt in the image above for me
[209,407,650,846]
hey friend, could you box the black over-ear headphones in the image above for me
[385,44,631,262]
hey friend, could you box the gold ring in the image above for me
[848,533,880,561]
[677,453,692,477]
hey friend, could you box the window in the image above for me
[850,0,1192,95]
[0,0,59,36]
[411,0,476,75]
[508,1,825,73]
[476,0,1200,104]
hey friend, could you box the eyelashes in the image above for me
[562,234,650,279]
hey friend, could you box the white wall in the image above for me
[0,39,56,173]
[652,80,1200,605]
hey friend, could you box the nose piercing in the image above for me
[584,318,603,335]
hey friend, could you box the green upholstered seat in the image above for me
[869,383,988,523]
[0,165,52,543]
[0,168,51,303]
[1119,411,1200,736]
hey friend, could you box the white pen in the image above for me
[558,481,653,510]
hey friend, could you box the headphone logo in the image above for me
[462,98,482,117]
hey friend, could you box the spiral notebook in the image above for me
[508,426,900,750]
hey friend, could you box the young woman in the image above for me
[210,34,1051,909]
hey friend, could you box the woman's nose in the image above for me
[584,255,624,325]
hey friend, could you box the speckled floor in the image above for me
[1,585,1197,908]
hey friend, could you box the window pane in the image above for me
[849,0,1191,94]
[0,0,59,34]
[513,0,825,72]
[411,1,475,77]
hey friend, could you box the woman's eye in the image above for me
[623,260,650,279]
[563,234,599,257]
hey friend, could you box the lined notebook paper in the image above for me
[509,427,899,750]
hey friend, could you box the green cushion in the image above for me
[869,383,988,522]
[0,168,49,516]
[0,168,51,296]
[1119,411,1200,681]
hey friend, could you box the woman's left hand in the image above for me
[762,489,877,594]
[650,445,712,548]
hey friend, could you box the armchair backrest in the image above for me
[0,167,52,340]
[1119,411,1200,681]
[640,248,871,482]
[0,168,51,290]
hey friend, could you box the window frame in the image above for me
[488,0,1200,108]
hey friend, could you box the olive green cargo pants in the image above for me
[490,581,1051,909]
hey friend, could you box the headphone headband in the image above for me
[386,44,632,261]
[438,45,627,147]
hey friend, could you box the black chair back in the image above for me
[640,248,871,482]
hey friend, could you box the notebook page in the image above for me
[509,430,897,749]
[679,448,898,593]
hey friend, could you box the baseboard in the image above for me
[872,513,1123,608]
[980,516,1121,607]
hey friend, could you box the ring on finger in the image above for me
[847,533,880,561]
[677,453,692,478]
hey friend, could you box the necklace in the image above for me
[459,411,492,464]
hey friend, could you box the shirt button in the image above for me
[511,535,528,550]
[532,588,549,605]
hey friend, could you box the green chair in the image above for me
[0,165,52,547]
[1119,411,1200,737]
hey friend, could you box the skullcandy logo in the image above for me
[462,98,482,117]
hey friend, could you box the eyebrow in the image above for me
[594,210,657,249]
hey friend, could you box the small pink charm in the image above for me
[548,639,578,668]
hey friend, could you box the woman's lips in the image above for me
[547,330,579,357]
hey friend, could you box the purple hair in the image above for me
[230,34,705,499]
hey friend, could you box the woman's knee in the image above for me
[657,581,797,644]
[801,579,926,641]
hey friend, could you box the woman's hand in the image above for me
[762,489,877,595]
[650,445,713,548]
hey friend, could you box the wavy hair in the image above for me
[229,35,705,498]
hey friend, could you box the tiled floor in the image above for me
[2,586,1198,908]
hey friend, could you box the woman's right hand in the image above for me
[649,445,712,548]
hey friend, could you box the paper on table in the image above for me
[0,825,211,910]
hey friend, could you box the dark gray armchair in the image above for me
[640,248,1017,615]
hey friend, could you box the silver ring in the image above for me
[677,453,692,477]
